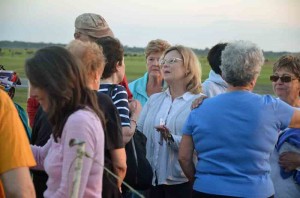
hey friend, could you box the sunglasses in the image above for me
[269,75,298,83]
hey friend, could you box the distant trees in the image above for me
[0,41,296,58]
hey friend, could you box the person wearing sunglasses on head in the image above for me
[269,55,300,197]
[137,45,204,198]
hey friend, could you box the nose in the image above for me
[160,63,168,69]
[153,58,160,66]
[275,78,284,84]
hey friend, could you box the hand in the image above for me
[129,99,142,119]
[279,152,300,172]
[191,95,208,109]
[155,125,171,141]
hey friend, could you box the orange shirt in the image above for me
[0,90,36,197]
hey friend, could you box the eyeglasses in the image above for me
[159,58,183,66]
[269,75,299,83]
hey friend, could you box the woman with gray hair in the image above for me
[179,41,300,198]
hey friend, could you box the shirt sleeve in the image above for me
[52,110,104,198]
[111,85,130,127]
[0,90,36,174]
[274,98,296,130]
[31,138,52,170]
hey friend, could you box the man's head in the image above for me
[74,13,114,42]
[207,43,227,75]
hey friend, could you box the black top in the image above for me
[97,92,124,198]
[97,91,123,151]
[31,106,52,146]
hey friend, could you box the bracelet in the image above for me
[130,119,137,125]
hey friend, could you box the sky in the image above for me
[1,0,300,52]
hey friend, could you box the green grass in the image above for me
[0,48,277,109]
[14,87,28,108]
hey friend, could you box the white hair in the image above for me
[220,40,265,86]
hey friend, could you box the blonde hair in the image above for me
[145,39,171,58]
[66,40,106,79]
[162,45,202,94]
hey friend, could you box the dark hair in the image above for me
[25,46,104,142]
[273,55,300,79]
[207,43,227,75]
[95,36,124,79]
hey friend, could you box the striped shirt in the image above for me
[99,83,130,127]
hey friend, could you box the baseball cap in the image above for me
[75,13,114,38]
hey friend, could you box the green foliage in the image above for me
[0,48,279,109]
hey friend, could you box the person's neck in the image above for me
[281,96,300,108]
[100,74,120,84]
[227,85,253,92]
[168,83,186,101]
[227,80,256,92]
[147,75,163,86]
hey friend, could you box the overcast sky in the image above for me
[1,0,299,52]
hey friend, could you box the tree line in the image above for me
[0,40,294,57]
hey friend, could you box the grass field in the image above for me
[0,48,276,109]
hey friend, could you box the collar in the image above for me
[164,88,195,101]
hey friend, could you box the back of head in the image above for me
[207,43,227,75]
[163,45,202,94]
[273,55,300,79]
[220,40,265,87]
[75,13,114,39]
[96,37,124,79]
[145,39,171,58]
[66,40,106,79]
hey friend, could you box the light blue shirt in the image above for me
[183,91,295,197]
[137,89,202,185]
[129,72,149,107]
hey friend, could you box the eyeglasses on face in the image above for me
[269,75,299,83]
[159,58,183,66]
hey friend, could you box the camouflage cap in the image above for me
[75,13,114,38]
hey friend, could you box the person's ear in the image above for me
[115,61,122,70]
[74,32,80,39]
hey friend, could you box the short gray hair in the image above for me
[220,40,265,86]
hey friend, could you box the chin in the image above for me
[41,105,48,112]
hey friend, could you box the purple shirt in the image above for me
[32,108,105,198]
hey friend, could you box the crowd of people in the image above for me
[0,12,300,198]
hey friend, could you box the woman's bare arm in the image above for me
[178,135,196,182]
